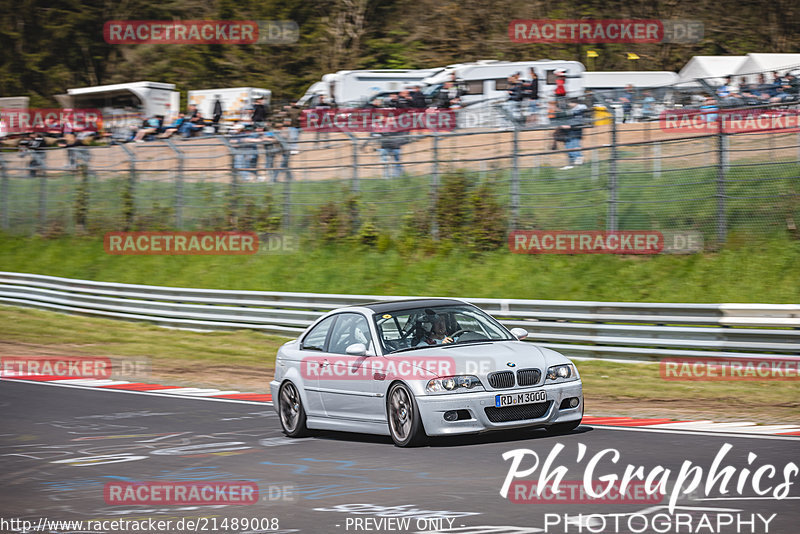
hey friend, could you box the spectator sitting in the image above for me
[178,105,205,138]
[133,115,164,142]
[157,114,188,139]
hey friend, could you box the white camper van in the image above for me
[60,81,180,118]
[187,87,271,123]
[57,81,180,140]
[298,69,444,107]
[421,59,585,127]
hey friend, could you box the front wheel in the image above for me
[387,383,427,447]
[278,381,310,438]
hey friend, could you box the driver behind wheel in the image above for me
[416,313,454,346]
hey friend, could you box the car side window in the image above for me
[301,315,336,351]
[327,313,371,355]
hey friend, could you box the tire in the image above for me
[278,381,310,438]
[546,419,582,435]
[386,382,427,447]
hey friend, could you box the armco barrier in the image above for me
[0,271,798,362]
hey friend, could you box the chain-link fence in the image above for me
[1,102,798,246]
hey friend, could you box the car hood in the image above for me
[388,340,571,379]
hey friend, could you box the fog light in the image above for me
[570,397,580,408]
[443,410,458,422]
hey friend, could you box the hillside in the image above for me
[1,0,797,106]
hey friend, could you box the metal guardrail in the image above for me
[0,271,798,362]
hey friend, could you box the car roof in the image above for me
[359,298,469,314]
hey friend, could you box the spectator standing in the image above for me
[410,85,427,109]
[561,100,587,169]
[229,124,260,182]
[19,132,46,177]
[640,91,656,120]
[554,69,567,107]
[620,84,635,123]
[521,68,540,125]
[212,95,223,131]
[285,102,302,154]
[505,72,523,122]
[375,132,405,179]
[314,94,332,148]
[252,97,268,129]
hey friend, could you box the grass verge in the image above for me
[1,234,800,302]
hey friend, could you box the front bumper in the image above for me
[415,380,583,436]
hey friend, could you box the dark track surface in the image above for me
[1,380,797,534]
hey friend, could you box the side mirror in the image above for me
[510,328,528,340]
[345,343,367,356]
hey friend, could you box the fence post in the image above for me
[73,151,90,233]
[220,137,240,230]
[431,132,440,239]
[591,148,599,181]
[607,118,618,232]
[653,141,661,180]
[118,144,137,231]
[716,116,728,245]
[165,140,184,230]
[37,151,47,233]
[510,125,520,230]
[270,131,293,230]
[0,153,8,231]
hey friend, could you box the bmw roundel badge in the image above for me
[506,362,516,367]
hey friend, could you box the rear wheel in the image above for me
[278,381,309,438]
[387,383,426,447]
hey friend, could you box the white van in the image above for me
[298,69,444,107]
[187,87,271,123]
[421,60,585,127]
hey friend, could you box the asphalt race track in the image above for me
[1,380,798,534]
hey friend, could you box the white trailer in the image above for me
[298,69,444,107]
[59,81,179,118]
[187,87,271,122]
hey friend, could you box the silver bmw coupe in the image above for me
[270,298,583,447]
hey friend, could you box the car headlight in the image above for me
[546,364,578,382]
[426,375,483,393]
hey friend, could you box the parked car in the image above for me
[271,298,583,447]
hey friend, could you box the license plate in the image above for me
[495,390,547,407]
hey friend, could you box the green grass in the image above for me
[0,305,285,368]
[1,233,800,302]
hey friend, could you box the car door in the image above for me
[296,314,337,418]
[318,312,386,423]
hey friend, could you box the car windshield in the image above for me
[374,304,513,354]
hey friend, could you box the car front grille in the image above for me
[484,401,552,423]
[516,368,541,387]
[488,371,515,389]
